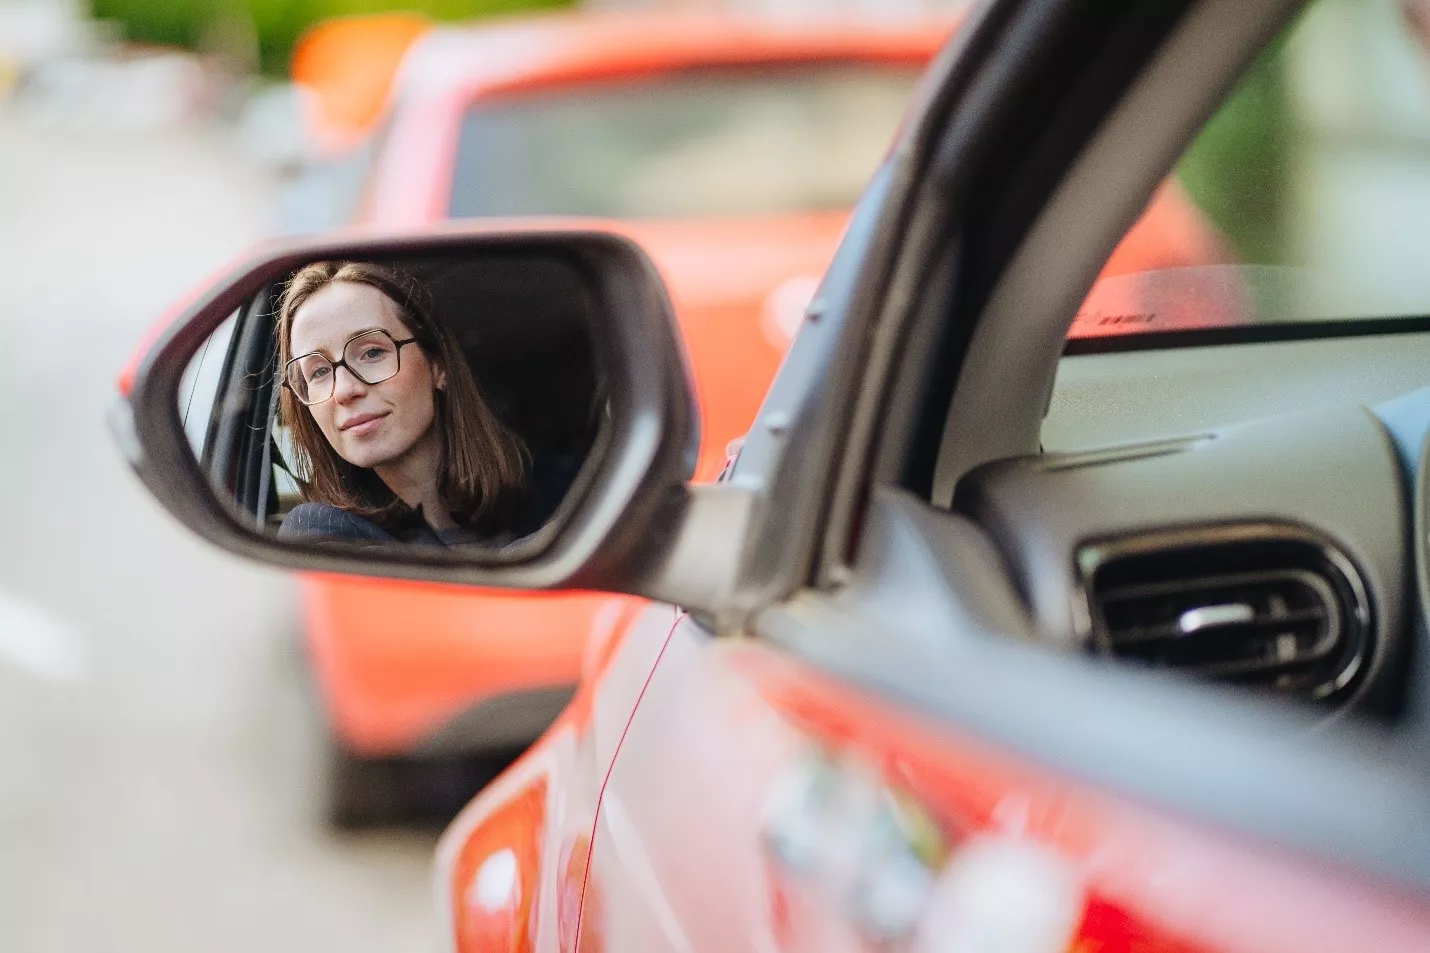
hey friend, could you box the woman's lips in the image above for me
[340,412,388,436]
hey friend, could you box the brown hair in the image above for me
[276,261,528,532]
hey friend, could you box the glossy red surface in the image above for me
[438,609,1430,953]
[449,777,546,953]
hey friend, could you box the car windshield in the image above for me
[449,64,923,219]
[1076,0,1430,341]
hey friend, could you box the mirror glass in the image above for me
[177,251,605,555]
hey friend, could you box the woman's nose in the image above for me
[333,365,367,403]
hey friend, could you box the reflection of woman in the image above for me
[275,261,528,546]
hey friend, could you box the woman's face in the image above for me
[289,280,446,470]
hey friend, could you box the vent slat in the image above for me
[1106,607,1327,646]
[1099,568,1332,605]
[1115,626,1342,676]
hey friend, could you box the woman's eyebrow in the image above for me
[294,327,389,359]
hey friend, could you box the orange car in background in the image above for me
[290,11,1224,824]
[289,12,432,158]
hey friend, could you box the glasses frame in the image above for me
[283,328,418,406]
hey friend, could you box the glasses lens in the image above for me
[287,354,333,405]
[344,330,401,385]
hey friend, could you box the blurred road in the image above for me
[0,111,438,952]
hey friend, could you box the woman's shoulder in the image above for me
[279,502,395,542]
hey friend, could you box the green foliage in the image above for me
[90,0,575,76]
[1175,34,1294,265]
[91,0,205,50]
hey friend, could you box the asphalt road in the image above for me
[0,111,439,952]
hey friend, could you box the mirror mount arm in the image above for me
[629,483,757,628]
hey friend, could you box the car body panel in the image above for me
[303,577,620,754]
[441,606,1430,953]
[436,603,687,953]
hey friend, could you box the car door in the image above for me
[574,0,1430,949]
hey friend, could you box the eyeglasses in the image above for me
[283,328,418,406]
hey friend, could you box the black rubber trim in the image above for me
[1063,315,1430,355]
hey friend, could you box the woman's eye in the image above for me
[307,365,331,381]
[359,347,388,362]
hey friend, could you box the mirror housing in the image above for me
[113,224,710,601]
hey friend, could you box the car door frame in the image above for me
[190,283,283,528]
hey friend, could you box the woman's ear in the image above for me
[434,363,448,391]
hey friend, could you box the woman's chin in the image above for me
[338,444,390,470]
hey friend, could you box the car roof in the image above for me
[393,11,956,103]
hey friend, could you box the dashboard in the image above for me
[953,328,1430,719]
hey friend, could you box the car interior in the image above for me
[953,320,1430,721]
[915,0,1430,729]
[181,251,607,541]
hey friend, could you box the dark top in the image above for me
[276,451,585,548]
[278,502,490,548]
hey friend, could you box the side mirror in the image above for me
[113,226,714,602]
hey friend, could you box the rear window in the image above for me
[449,63,923,219]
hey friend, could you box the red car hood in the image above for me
[620,210,848,314]
[619,210,850,479]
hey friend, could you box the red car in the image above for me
[284,11,1224,825]
[117,0,1430,948]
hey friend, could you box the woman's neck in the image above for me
[374,428,455,531]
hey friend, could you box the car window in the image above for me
[449,63,922,219]
[1073,0,1430,341]
[177,311,237,458]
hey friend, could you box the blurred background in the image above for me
[6,0,1430,949]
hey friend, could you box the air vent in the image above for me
[1079,525,1371,702]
